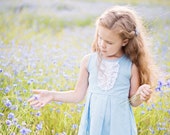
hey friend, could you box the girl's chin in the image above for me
[101,51,107,55]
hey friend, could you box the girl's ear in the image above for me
[122,39,129,46]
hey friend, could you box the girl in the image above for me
[28,6,156,135]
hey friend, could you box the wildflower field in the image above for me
[0,0,170,135]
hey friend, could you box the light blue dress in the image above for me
[78,52,137,135]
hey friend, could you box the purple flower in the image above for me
[158,80,163,87]
[17,97,23,102]
[141,111,145,115]
[0,69,3,73]
[155,87,161,92]
[8,112,15,119]
[36,122,43,130]
[149,127,155,134]
[6,120,12,126]
[10,105,18,110]
[72,124,78,129]
[4,72,12,78]
[157,127,166,131]
[4,100,12,108]
[20,127,31,135]
[151,103,155,109]
[16,124,21,129]
[12,118,18,125]
[5,87,10,93]
[0,112,4,117]
[167,109,170,114]
[167,79,170,88]
[56,109,60,113]
[35,111,41,117]
[27,79,35,85]
[61,132,66,135]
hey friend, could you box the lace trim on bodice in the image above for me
[97,60,119,90]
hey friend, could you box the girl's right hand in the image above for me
[138,84,152,101]
[28,90,53,108]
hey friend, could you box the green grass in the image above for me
[75,0,170,6]
[0,1,170,135]
[0,11,94,45]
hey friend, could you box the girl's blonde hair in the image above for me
[92,6,157,87]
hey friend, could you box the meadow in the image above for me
[0,0,170,135]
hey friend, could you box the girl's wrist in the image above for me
[49,91,55,101]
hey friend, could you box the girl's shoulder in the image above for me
[81,52,97,70]
[82,52,97,62]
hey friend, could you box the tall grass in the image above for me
[0,1,170,135]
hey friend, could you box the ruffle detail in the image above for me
[97,60,119,90]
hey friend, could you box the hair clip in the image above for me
[135,28,139,36]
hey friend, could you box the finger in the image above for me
[140,97,145,101]
[140,91,147,98]
[34,102,43,108]
[27,97,35,103]
[143,84,151,89]
[30,100,39,106]
[147,89,153,94]
[142,89,150,96]
[140,94,150,101]
[28,95,39,102]
[32,90,42,94]
[144,88,153,96]
[40,103,45,108]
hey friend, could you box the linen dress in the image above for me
[78,52,137,135]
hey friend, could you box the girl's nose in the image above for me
[101,40,106,49]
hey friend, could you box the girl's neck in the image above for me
[100,52,124,61]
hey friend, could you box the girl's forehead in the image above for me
[98,26,120,39]
[98,25,120,34]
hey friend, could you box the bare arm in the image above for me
[129,64,152,107]
[28,54,90,107]
[52,54,89,103]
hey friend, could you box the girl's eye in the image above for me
[98,36,102,40]
[107,41,113,45]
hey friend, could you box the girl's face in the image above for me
[97,26,127,59]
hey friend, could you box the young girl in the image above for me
[28,6,156,135]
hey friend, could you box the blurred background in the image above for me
[0,0,170,135]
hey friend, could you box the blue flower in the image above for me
[5,87,10,93]
[60,132,66,135]
[36,122,43,130]
[151,103,155,109]
[4,100,12,108]
[12,118,18,125]
[6,120,12,126]
[157,127,166,131]
[20,127,31,135]
[10,105,18,110]
[167,109,170,114]
[158,80,163,87]
[8,112,15,119]
[141,111,145,115]
[17,97,22,102]
[16,124,21,129]
[0,69,3,73]
[167,79,170,88]
[149,127,155,134]
[0,112,4,117]
[35,111,41,117]
[72,124,78,129]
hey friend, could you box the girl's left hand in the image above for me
[28,90,53,108]
[138,84,153,101]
